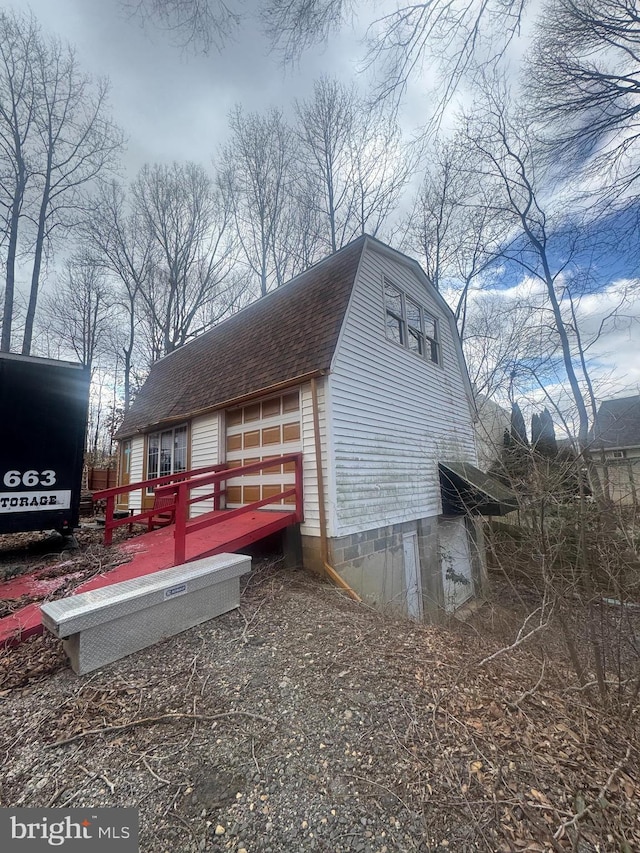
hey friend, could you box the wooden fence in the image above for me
[87,467,117,492]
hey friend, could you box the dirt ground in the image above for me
[0,533,638,853]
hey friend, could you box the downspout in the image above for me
[310,376,361,603]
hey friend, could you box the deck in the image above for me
[1,455,303,648]
[0,508,297,647]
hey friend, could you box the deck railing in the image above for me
[157,453,304,564]
[94,463,227,546]
[94,453,304,566]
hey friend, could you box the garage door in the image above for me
[225,390,301,508]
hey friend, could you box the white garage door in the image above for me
[225,390,301,509]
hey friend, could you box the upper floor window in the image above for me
[384,278,439,365]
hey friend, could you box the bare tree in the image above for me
[270,186,325,283]
[561,270,639,423]
[0,9,38,352]
[462,288,558,401]
[20,36,123,356]
[134,266,167,365]
[125,0,240,52]
[83,181,154,411]
[295,76,409,252]
[261,0,351,59]
[264,1,526,107]
[401,137,507,335]
[526,0,640,190]
[295,77,356,253]
[348,102,412,239]
[0,9,123,355]
[403,141,463,292]
[39,252,114,372]
[125,2,530,119]
[459,80,612,468]
[220,106,296,296]
[132,161,238,355]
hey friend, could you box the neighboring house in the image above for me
[474,393,510,471]
[590,395,640,508]
[116,235,513,617]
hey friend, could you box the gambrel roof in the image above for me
[591,395,640,450]
[117,234,474,439]
[117,237,366,438]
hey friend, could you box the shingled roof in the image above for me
[591,395,640,449]
[116,236,367,438]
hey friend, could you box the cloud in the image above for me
[568,280,640,393]
[447,269,640,438]
[20,0,368,177]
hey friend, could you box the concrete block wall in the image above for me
[329,523,406,612]
[299,515,442,618]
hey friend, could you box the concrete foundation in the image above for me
[467,516,488,595]
[302,514,447,620]
[282,524,303,569]
[301,533,326,576]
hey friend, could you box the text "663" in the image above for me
[3,470,57,488]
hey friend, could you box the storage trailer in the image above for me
[0,353,90,536]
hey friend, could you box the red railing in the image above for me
[158,453,304,565]
[95,453,304,566]
[94,463,226,546]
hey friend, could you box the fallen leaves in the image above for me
[0,554,638,852]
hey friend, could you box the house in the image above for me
[590,395,640,507]
[474,393,510,471]
[115,235,512,617]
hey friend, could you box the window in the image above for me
[406,297,424,355]
[385,282,405,345]
[612,450,627,459]
[146,425,188,491]
[121,440,131,477]
[384,278,439,364]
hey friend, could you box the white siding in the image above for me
[190,412,221,516]
[127,435,145,512]
[300,378,328,537]
[329,244,477,537]
[595,447,640,507]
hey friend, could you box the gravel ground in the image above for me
[0,555,638,853]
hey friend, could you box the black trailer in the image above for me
[0,353,90,536]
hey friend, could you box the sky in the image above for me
[18,0,369,175]
[461,272,640,419]
[10,0,640,424]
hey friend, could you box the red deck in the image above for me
[0,508,296,647]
